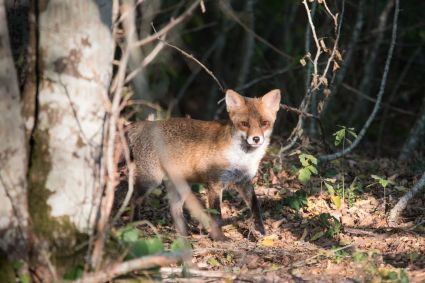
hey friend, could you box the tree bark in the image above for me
[388,171,425,226]
[350,0,394,123]
[28,0,113,255]
[0,0,30,262]
[398,97,425,161]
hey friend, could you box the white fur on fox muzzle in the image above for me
[247,135,264,147]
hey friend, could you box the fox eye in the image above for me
[240,121,249,128]
[260,120,269,128]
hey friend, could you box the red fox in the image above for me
[125,89,281,240]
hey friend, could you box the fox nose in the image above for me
[253,136,260,143]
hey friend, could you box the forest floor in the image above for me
[115,143,425,282]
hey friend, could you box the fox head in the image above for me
[225,89,281,148]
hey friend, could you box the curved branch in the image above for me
[318,0,399,163]
[388,171,425,226]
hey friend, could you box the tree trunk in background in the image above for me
[399,98,425,161]
[236,0,255,88]
[0,0,30,265]
[350,0,394,123]
[28,0,113,268]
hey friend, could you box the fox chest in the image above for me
[220,142,267,184]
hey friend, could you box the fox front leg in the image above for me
[234,181,266,235]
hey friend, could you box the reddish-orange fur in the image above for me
[125,89,281,240]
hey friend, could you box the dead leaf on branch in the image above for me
[319,76,328,86]
[333,61,340,72]
[335,49,343,61]
[320,39,329,53]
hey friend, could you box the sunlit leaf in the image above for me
[331,195,342,209]
[298,168,311,184]
[207,257,221,267]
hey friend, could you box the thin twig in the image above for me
[319,0,399,162]
[280,103,316,119]
[151,23,224,92]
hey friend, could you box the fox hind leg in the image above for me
[165,180,188,237]
[130,175,163,221]
[207,182,228,241]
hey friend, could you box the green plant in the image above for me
[378,269,410,283]
[332,248,350,264]
[333,126,357,146]
[370,175,395,210]
[310,213,342,241]
[296,153,318,184]
[282,189,308,211]
[331,126,358,207]
[322,178,342,208]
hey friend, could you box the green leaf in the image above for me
[128,239,149,258]
[207,257,221,267]
[305,154,318,165]
[282,190,308,211]
[324,182,335,195]
[333,128,346,146]
[63,265,84,280]
[204,208,220,215]
[171,238,191,252]
[352,251,367,263]
[120,227,139,243]
[380,179,389,188]
[348,129,357,138]
[298,168,311,184]
[387,271,398,280]
[307,165,318,175]
[310,230,326,241]
[20,275,30,283]
[146,237,164,254]
[299,154,310,167]
[400,269,410,283]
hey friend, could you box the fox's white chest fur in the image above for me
[222,136,269,183]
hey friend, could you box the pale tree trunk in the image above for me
[0,0,30,264]
[350,0,394,122]
[398,97,425,161]
[28,0,113,262]
[388,171,425,226]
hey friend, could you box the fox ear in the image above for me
[261,89,281,112]
[225,89,245,111]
